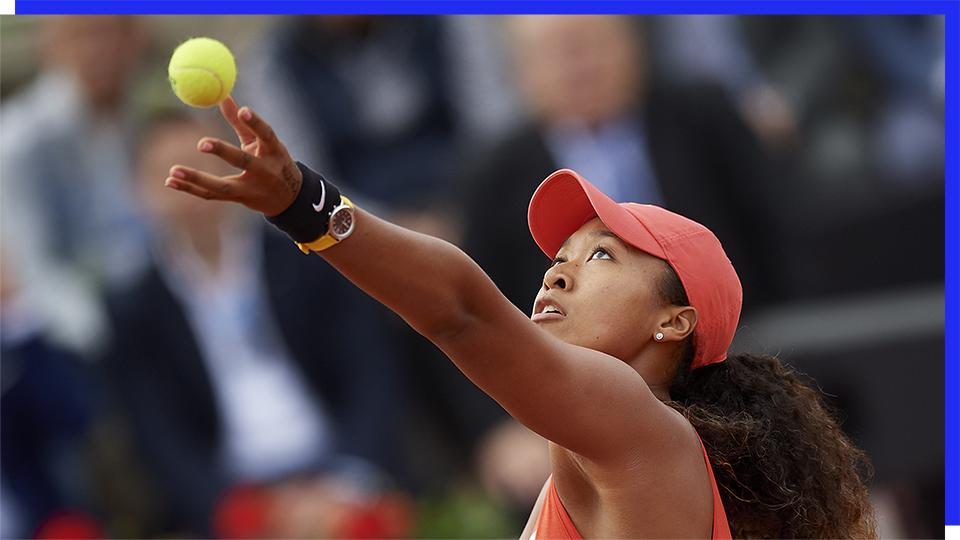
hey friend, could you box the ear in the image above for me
[656,306,698,343]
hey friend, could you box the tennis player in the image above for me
[164,97,877,538]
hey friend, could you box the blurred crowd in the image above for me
[0,14,945,539]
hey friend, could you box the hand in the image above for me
[165,97,304,217]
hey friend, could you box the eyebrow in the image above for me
[558,229,624,251]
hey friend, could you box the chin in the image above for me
[538,323,571,341]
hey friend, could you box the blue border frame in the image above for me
[8,0,960,527]
[12,1,957,16]
[944,0,958,527]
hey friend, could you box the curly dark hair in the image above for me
[659,265,877,538]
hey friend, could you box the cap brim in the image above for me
[528,169,666,259]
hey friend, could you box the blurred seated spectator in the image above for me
[0,16,151,356]
[102,110,406,536]
[241,16,546,517]
[1,250,103,539]
[460,15,783,318]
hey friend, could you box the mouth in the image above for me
[532,298,566,322]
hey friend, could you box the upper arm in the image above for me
[432,267,686,464]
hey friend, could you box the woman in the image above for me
[164,97,877,538]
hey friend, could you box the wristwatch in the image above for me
[296,196,356,254]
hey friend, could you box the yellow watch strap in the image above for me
[295,196,354,254]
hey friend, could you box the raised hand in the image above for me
[165,97,303,217]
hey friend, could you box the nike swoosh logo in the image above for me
[312,180,327,213]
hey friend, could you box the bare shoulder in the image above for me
[553,402,716,538]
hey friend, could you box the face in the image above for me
[531,218,670,362]
[44,16,145,109]
[509,15,646,127]
[137,119,232,231]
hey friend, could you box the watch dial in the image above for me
[331,208,354,238]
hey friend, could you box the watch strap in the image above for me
[295,196,355,254]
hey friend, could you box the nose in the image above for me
[543,262,572,291]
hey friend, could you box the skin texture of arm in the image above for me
[164,98,689,466]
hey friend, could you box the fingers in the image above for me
[220,97,257,147]
[165,176,219,201]
[167,165,238,201]
[198,137,262,172]
[237,106,279,150]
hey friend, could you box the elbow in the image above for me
[421,310,475,345]
[413,286,477,344]
[415,247,487,344]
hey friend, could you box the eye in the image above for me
[550,256,566,268]
[590,246,612,261]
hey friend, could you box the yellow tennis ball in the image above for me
[168,37,237,108]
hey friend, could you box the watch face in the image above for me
[330,206,355,240]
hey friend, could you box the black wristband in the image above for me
[265,162,342,243]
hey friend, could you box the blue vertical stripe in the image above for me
[944,0,959,527]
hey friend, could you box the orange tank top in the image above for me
[531,435,731,539]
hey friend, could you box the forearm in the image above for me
[319,208,492,342]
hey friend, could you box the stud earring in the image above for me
[654,332,664,341]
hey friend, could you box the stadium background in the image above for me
[0,14,945,538]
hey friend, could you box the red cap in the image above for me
[527,169,742,369]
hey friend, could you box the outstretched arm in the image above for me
[165,98,687,464]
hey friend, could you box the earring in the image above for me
[654,332,664,341]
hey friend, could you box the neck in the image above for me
[189,228,224,271]
[647,383,671,402]
[165,224,224,274]
[628,350,677,402]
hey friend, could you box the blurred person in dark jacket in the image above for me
[102,111,407,537]
[461,15,782,319]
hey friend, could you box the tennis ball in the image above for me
[168,37,236,108]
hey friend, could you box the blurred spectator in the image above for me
[241,15,541,514]
[242,15,521,221]
[102,111,406,536]
[650,16,800,151]
[846,16,943,190]
[460,15,783,318]
[1,250,103,538]
[0,16,151,356]
[474,422,549,517]
[729,16,944,299]
[734,16,943,211]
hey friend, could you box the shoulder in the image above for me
[557,405,716,537]
[582,400,705,481]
